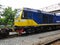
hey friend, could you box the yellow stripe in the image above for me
[14,19,38,26]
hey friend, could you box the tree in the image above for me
[2,7,17,27]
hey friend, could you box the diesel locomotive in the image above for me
[14,8,60,35]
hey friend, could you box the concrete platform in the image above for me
[0,30,60,45]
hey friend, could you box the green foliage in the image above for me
[0,18,5,25]
[1,7,17,26]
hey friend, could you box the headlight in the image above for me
[15,20,19,22]
[15,19,26,22]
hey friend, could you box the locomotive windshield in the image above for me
[21,10,28,19]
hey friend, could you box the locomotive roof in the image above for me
[24,8,41,12]
[24,8,54,15]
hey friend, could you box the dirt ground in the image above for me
[50,40,60,45]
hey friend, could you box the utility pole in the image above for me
[0,5,2,8]
[0,5,2,18]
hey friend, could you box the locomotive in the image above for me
[14,8,60,35]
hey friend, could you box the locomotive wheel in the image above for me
[24,27,35,34]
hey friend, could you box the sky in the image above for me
[0,0,60,10]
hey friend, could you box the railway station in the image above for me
[0,1,60,45]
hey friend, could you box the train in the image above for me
[0,8,60,38]
[14,8,60,35]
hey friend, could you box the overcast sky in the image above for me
[0,0,60,9]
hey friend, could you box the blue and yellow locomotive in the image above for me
[14,8,60,35]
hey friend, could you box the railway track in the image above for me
[0,30,60,45]
[0,30,59,39]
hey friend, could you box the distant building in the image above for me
[41,3,60,14]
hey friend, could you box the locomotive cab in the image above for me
[14,8,38,27]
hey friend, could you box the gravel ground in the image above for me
[0,30,60,45]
